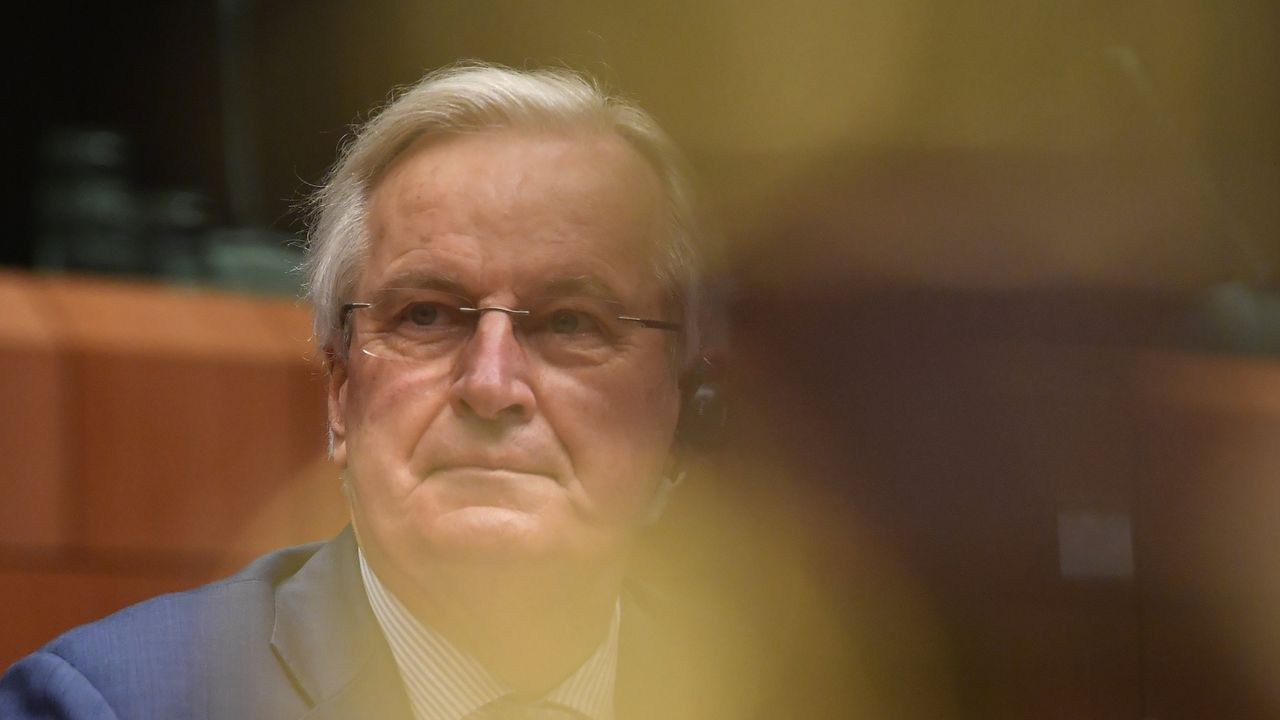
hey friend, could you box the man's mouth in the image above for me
[429,463,557,482]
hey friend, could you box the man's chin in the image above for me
[422,506,562,562]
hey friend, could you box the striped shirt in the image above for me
[358,550,618,720]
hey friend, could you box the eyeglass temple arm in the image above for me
[618,316,682,332]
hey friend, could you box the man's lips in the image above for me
[428,463,557,481]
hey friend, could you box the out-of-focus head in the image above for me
[306,62,708,365]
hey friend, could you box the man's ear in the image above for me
[326,349,350,468]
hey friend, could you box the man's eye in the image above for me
[402,302,446,326]
[546,307,614,337]
[549,309,586,334]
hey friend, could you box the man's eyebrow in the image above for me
[372,271,626,303]
[538,275,623,303]
[377,269,467,295]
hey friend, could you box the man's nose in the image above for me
[449,310,536,423]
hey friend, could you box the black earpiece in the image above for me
[675,357,727,451]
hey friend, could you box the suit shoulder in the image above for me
[0,651,120,719]
[1,538,333,718]
[48,538,327,655]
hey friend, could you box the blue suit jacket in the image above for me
[0,528,695,719]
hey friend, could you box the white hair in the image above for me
[303,62,707,363]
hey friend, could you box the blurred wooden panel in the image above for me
[35,276,340,558]
[0,272,69,548]
[0,272,348,672]
[246,299,349,556]
[42,277,291,361]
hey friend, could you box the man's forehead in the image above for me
[370,266,632,303]
[360,129,668,303]
[373,129,662,209]
[372,130,660,219]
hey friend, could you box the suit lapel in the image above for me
[271,527,414,720]
[616,583,699,720]
[299,653,412,720]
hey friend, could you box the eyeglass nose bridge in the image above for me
[455,305,537,362]
[459,305,532,321]
[457,305,534,343]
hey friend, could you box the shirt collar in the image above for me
[359,549,618,720]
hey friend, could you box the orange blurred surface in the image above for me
[0,271,347,668]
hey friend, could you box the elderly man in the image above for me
[1,63,719,719]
